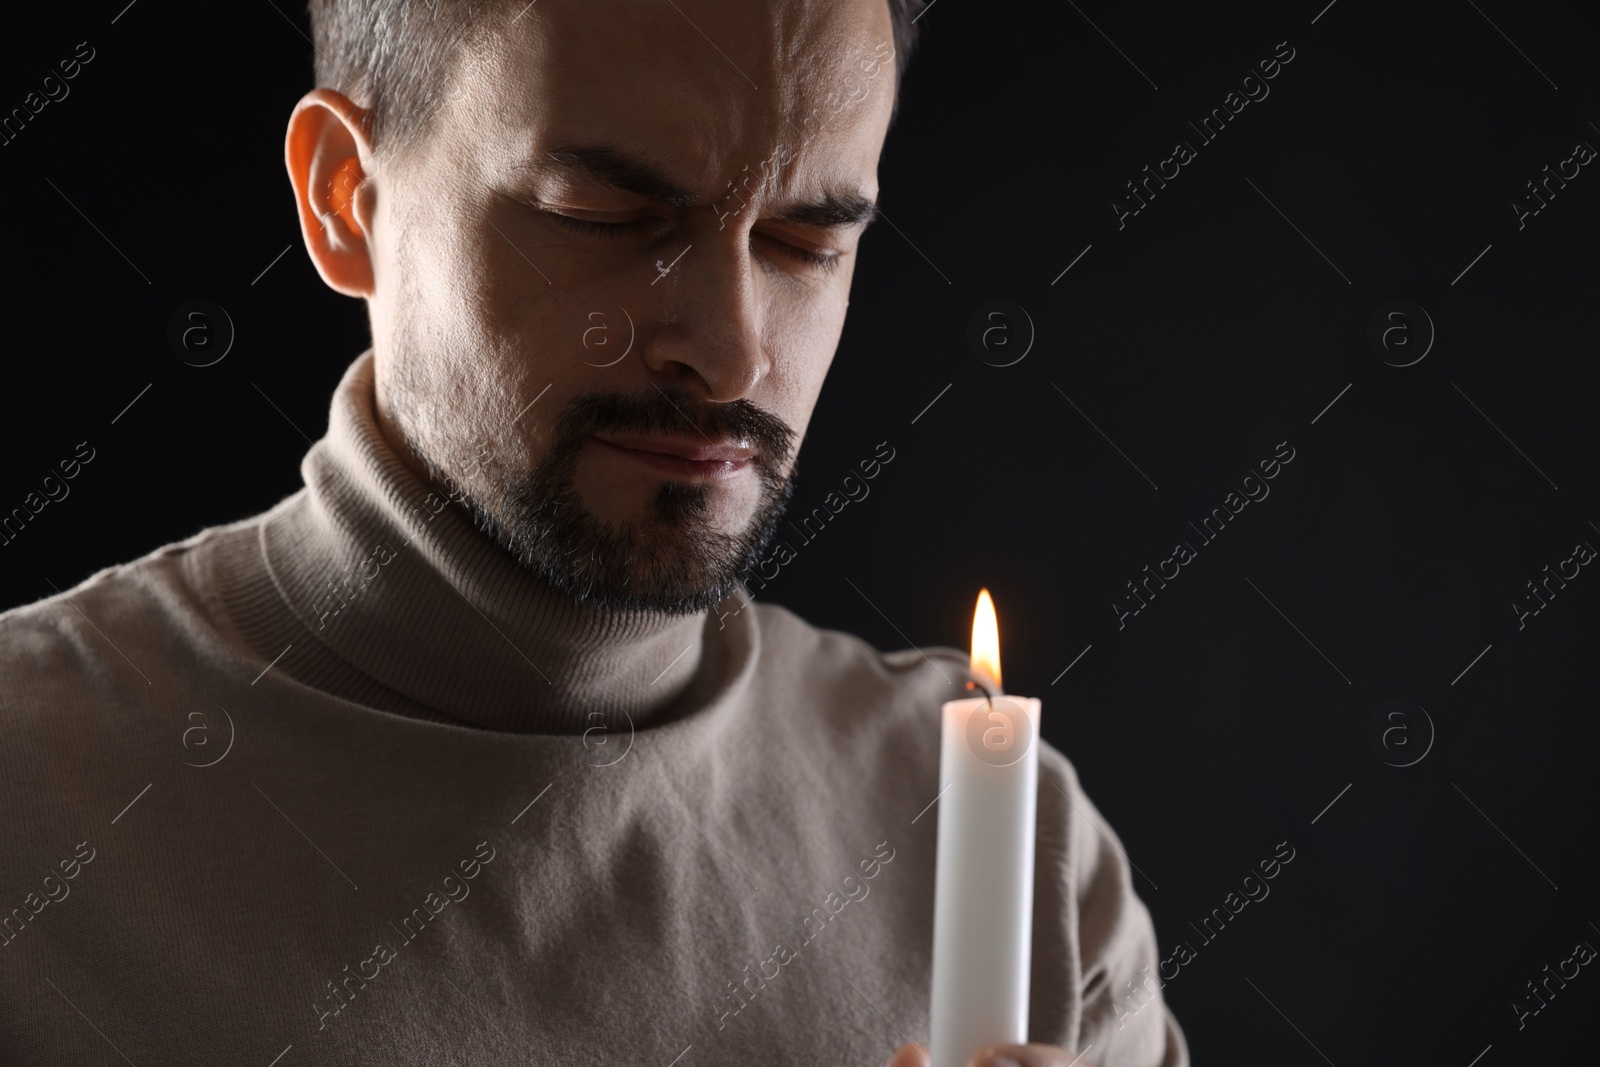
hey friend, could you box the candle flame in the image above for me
[970,588,1001,690]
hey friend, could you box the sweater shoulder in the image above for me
[746,598,1052,796]
[747,596,970,713]
[744,598,1088,779]
[0,519,280,865]
[745,604,1081,755]
[0,513,270,730]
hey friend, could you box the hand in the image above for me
[883,1042,1098,1067]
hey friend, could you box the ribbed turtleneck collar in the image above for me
[246,349,746,734]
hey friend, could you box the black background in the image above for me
[4,1,1598,1063]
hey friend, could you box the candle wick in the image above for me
[964,674,1000,708]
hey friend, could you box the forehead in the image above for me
[446,0,895,189]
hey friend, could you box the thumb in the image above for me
[883,1042,931,1067]
[968,1044,1098,1067]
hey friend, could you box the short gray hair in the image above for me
[307,0,927,158]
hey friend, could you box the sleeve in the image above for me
[1034,748,1190,1067]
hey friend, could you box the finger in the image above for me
[967,1043,1097,1067]
[883,1042,931,1067]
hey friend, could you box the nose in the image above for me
[638,236,770,403]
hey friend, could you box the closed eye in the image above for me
[754,230,842,273]
[545,211,841,273]
[545,213,661,239]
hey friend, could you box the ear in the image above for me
[285,88,379,298]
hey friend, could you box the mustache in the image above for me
[552,387,797,466]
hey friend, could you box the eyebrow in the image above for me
[525,143,879,229]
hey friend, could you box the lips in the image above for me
[590,433,755,478]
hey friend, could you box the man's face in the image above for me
[363,0,896,613]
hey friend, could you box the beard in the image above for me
[388,364,799,616]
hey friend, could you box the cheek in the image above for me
[382,198,488,340]
[463,207,655,374]
[765,263,849,344]
[448,213,544,340]
[409,209,573,371]
[762,290,846,445]
[380,221,538,437]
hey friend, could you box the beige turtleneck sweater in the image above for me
[0,351,1187,1067]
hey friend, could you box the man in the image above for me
[0,1,1187,1064]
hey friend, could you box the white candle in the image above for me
[929,589,1041,1067]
